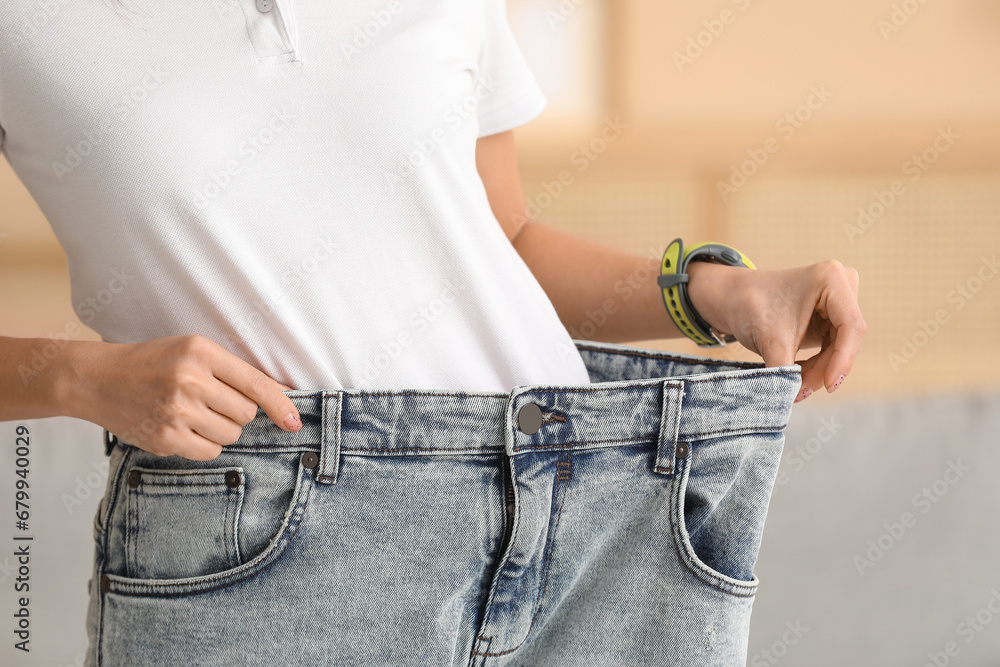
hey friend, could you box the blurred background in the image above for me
[2,0,999,665]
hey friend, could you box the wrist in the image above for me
[52,340,112,421]
[685,261,736,338]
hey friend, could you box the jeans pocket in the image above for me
[669,430,785,597]
[101,445,313,597]
[124,467,245,580]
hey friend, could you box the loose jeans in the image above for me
[85,339,800,666]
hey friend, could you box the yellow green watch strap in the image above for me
[656,238,755,347]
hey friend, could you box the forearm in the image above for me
[511,221,732,343]
[0,335,96,421]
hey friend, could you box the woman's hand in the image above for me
[686,259,866,402]
[67,334,303,460]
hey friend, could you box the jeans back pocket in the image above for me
[125,467,246,580]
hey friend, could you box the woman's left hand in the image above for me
[686,259,867,402]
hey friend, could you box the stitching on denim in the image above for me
[668,458,757,598]
[531,453,571,629]
[476,455,576,659]
[229,479,245,568]
[318,393,341,483]
[97,444,133,666]
[350,391,505,398]
[136,481,236,487]
[128,469,239,477]
[105,462,312,597]
[514,434,653,452]
[471,634,494,661]
[682,424,788,440]
[540,410,567,425]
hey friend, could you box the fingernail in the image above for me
[794,387,813,403]
[830,374,846,393]
[284,412,301,431]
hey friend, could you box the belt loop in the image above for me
[317,391,342,484]
[654,380,684,476]
[103,429,117,457]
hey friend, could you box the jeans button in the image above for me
[675,442,689,459]
[517,403,543,435]
[127,470,141,488]
[301,451,319,469]
[256,0,273,12]
[225,470,241,488]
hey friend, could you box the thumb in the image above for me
[760,342,797,369]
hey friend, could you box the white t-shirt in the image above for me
[0,0,593,391]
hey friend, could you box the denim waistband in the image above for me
[105,340,801,480]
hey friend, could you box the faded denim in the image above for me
[85,339,800,666]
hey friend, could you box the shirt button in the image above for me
[256,0,273,12]
[517,403,543,435]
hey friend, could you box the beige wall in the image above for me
[510,0,1000,397]
[3,0,999,395]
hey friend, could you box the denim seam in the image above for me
[98,444,134,667]
[668,458,757,598]
[683,424,788,440]
[229,477,245,569]
[513,435,653,453]
[470,633,494,663]
[531,454,571,628]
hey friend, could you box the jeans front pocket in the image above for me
[101,445,313,597]
[669,429,786,597]
[124,467,245,580]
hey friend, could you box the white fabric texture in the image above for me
[0,0,593,391]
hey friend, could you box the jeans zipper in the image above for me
[500,453,516,553]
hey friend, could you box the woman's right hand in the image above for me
[74,334,302,460]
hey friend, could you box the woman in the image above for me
[0,1,864,665]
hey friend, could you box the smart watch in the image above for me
[656,238,756,347]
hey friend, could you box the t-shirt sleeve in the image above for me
[474,0,547,138]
